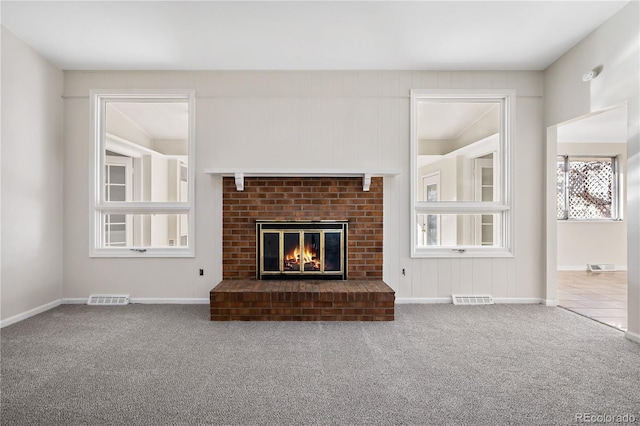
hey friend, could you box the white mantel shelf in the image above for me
[204,168,401,191]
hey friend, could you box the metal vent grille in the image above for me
[452,294,494,305]
[87,294,130,306]
[587,264,616,272]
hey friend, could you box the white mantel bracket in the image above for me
[234,172,244,191]
[362,174,372,192]
[204,169,401,191]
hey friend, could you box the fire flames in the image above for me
[283,243,320,271]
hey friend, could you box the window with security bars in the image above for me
[557,156,619,220]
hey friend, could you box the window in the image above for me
[410,90,515,257]
[90,90,195,257]
[557,156,620,220]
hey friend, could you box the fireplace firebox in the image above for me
[256,220,348,280]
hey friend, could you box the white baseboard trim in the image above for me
[493,298,544,304]
[395,297,451,304]
[63,297,210,305]
[62,298,87,304]
[0,299,62,328]
[625,330,640,344]
[1,298,211,328]
[130,298,209,304]
[543,299,559,306]
[558,265,627,271]
[395,297,544,304]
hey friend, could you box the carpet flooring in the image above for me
[1,304,639,425]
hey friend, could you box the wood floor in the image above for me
[557,270,627,331]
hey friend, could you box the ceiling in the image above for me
[0,1,629,71]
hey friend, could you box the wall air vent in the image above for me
[452,294,494,305]
[87,294,130,306]
[587,264,616,272]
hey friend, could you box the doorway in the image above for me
[549,104,628,330]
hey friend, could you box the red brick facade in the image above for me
[222,176,383,279]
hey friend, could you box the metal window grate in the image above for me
[568,159,613,219]
[452,294,494,305]
[87,294,130,306]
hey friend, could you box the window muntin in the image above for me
[411,90,514,257]
[557,156,619,220]
[90,90,195,257]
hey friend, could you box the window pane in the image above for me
[104,101,189,203]
[101,214,189,248]
[109,165,125,185]
[416,101,500,202]
[109,185,126,202]
[567,158,613,219]
[416,214,501,247]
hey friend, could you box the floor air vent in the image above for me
[87,294,130,306]
[587,264,616,272]
[452,294,494,305]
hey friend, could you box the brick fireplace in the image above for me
[210,175,394,321]
[222,176,383,280]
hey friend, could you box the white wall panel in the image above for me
[471,259,493,295]
[62,69,543,301]
[491,258,509,297]
[544,2,639,335]
[1,28,64,322]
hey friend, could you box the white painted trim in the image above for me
[63,298,88,304]
[0,299,61,328]
[395,297,451,304]
[493,298,544,304]
[625,330,640,344]
[557,265,627,271]
[395,297,544,304]
[204,168,401,192]
[65,297,209,305]
[543,299,559,306]
[129,298,209,304]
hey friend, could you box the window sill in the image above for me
[411,247,514,258]
[90,248,195,258]
[557,219,623,223]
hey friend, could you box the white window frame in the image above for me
[90,89,196,257]
[410,89,515,258]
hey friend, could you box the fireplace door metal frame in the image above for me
[256,220,348,280]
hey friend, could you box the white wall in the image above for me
[544,1,640,338]
[1,27,64,323]
[557,143,627,271]
[62,70,544,302]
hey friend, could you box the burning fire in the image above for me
[284,243,320,271]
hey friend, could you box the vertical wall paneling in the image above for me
[437,259,453,297]
[61,70,543,301]
[471,259,493,295]
[491,258,509,297]
[457,258,474,294]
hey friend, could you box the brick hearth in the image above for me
[210,280,395,321]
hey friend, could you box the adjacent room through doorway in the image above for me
[554,105,628,330]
